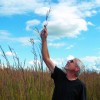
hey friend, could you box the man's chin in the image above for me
[64,67,69,71]
[64,66,69,69]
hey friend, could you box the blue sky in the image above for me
[0,0,100,72]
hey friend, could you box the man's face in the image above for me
[65,59,78,71]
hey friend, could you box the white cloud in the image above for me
[87,22,95,26]
[28,61,34,65]
[92,66,100,73]
[81,56,100,72]
[5,51,15,56]
[67,55,75,60]
[0,0,99,17]
[26,19,41,31]
[34,6,50,15]
[95,0,100,5]
[85,65,100,73]
[0,30,10,36]
[16,37,31,45]
[47,3,87,38]
[0,30,10,40]
[0,33,31,46]
[0,0,45,15]
[81,10,97,18]
[51,58,65,67]
[45,1,99,39]
[82,56,100,63]
[28,60,41,65]
[66,45,74,50]
[0,30,40,46]
[48,42,65,48]
[0,0,100,40]
[14,37,40,46]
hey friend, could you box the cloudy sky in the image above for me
[0,0,100,72]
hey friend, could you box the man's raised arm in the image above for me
[41,28,55,72]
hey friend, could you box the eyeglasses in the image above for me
[68,60,74,63]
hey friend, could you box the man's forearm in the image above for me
[42,39,50,61]
[41,28,55,72]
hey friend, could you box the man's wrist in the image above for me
[42,38,47,42]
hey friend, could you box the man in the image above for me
[41,27,87,100]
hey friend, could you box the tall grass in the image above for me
[0,46,100,100]
[0,65,100,100]
[0,66,53,100]
[0,45,53,100]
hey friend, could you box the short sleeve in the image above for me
[51,66,66,82]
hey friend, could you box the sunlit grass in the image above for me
[0,65,100,100]
[0,46,100,100]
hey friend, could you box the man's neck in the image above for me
[66,72,78,81]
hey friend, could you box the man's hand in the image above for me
[40,27,48,40]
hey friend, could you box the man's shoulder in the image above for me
[52,66,65,74]
[51,66,66,80]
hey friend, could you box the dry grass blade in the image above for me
[0,45,10,67]
[46,8,51,21]
[44,7,51,28]
[34,27,40,34]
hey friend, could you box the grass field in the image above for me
[0,45,100,100]
[0,65,100,100]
